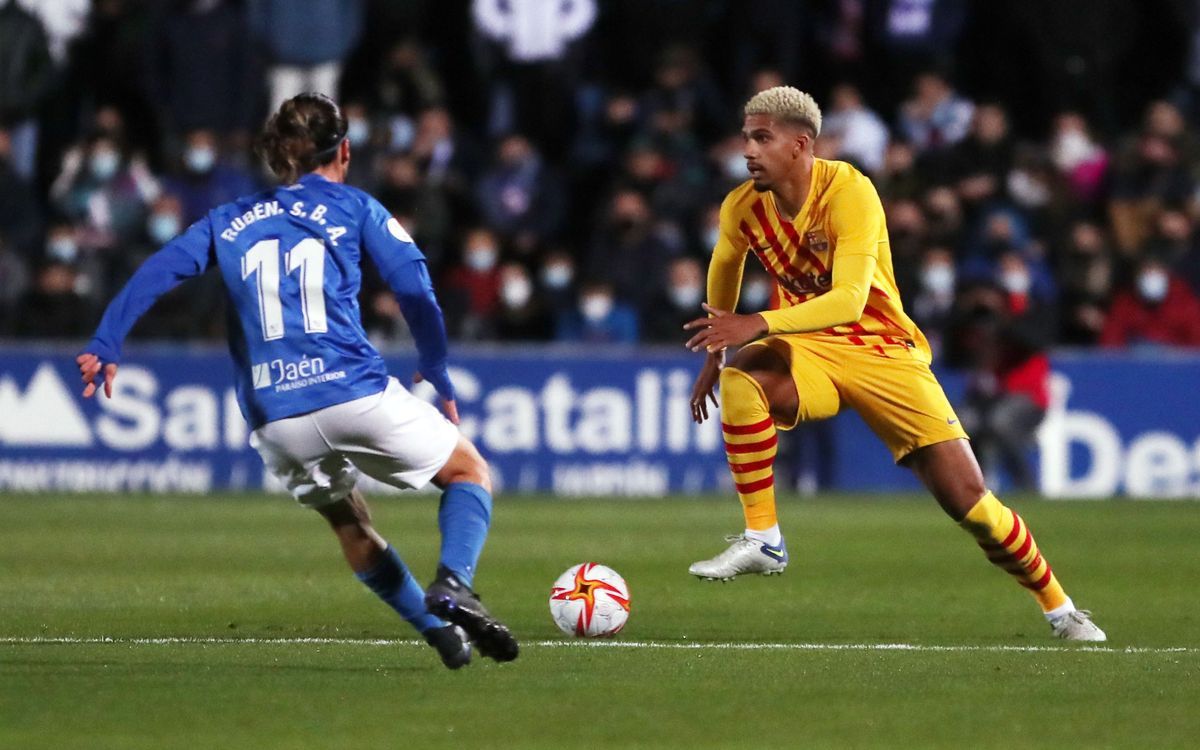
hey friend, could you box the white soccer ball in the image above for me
[548,562,631,638]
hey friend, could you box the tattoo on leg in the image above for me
[344,489,373,525]
[318,490,373,528]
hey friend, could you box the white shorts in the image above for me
[250,377,459,508]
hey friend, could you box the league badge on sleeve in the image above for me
[387,217,413,243]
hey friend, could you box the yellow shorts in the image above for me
[746,334,969,463]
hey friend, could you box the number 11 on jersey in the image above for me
[241,238,328,341]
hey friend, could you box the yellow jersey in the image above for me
[709,158,930,360]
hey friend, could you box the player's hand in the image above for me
[413,371,460,425]
[76,353,117,399]
[689,349,723,424]
[684,303,768,352]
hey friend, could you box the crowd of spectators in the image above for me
[4,0,1200,359]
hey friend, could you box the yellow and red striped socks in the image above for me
[719,367,779,539]
[960,492,1071,615]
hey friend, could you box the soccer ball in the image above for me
[548,562,631,638]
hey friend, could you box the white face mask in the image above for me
[542,264,573,289]
[1007,170,1050,208]
[501,277,533,308]
[185,146,216,174]
[668,284,702,310]
[741,280,771,309]
[1052,130,1095,170]
[389,115,415,151]
[47,237,79,263]
[581,294,613,322]
[1137,269,1169,303]
[148,214,182,244]
[921,263,955,295]
[999,269,1031,296]
[89,150,119,181]
[465,247,497,272]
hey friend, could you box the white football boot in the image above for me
[1049,609,1107,642]
[688,535,788,581]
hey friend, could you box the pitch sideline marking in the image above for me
[0,636,1194,655]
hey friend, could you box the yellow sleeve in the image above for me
[758,252,877,333]
[758,175,883,334]
[706,193,751,313]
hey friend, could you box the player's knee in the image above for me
[719,366,764,405]
[468,452,493,494]
[440,440,493,494]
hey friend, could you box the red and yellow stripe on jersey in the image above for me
[709,158,931,361]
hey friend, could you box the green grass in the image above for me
[1,494,1198,749]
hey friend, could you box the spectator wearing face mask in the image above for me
[49,132,160,258]
[910,247,957,356]
[537,249,577,316]
[1049,112,1108,205]
[495,262,552,341]
[164,129,259,224]
[555,280,638,344]
[643,256,705,342]
[12,257,90,338]
[1100,258,1200,347]
[340,101,381,190]
[947,253,1055,491]
[124,194,219,339]
[443,228,502,340]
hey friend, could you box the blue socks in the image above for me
[355,545,443,634]
[437,482,493,588]
[354,482,492,632]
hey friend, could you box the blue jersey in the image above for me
[87,173,454,429]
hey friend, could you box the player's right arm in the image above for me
[707,192,751,315]
[690,192,752,422]
[78,218,214,398]
[359,196,459,422]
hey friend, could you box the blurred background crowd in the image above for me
[3,0,1200,362]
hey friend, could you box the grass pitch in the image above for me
[1,493,1197,749]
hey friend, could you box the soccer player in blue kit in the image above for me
[76,94,518,669]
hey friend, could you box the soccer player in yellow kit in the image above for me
[683,87,1105,641]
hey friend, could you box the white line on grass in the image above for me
[0,636,1194,655]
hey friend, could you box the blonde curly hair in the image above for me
[744,86,822,137]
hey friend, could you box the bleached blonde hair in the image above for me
[744,86,822,137]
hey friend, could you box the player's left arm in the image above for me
[78,218,214,398]
[359,197,458,422]
[685,177,882,350]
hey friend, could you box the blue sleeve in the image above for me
[359,195,426,279]
[85,218,214,363]
[359,196,455,400]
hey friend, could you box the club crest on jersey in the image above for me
[804,229,829,252]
